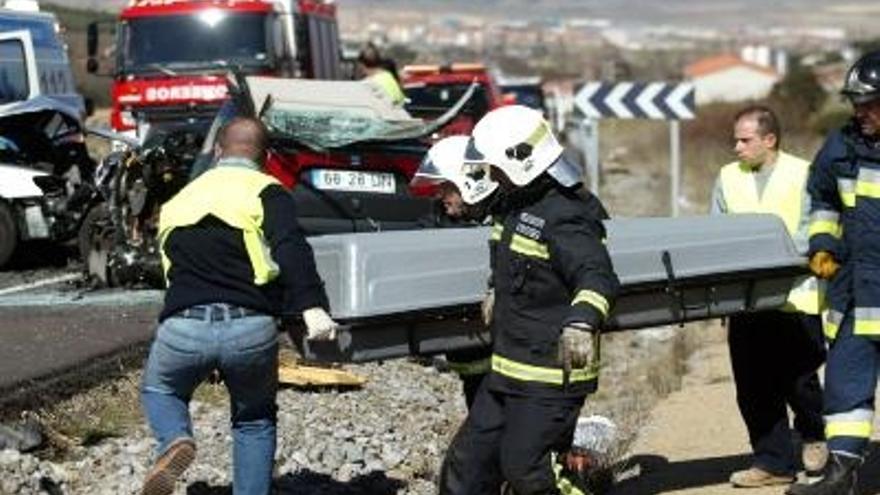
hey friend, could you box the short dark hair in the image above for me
[734,105,781,150]
[357,43,382,69]
[217,117,269,163]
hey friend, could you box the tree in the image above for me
[854,38,880,55]
[769,62,826,118]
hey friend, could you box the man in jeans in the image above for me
[140,117,337,495]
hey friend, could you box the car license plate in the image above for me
[310,169,396,194]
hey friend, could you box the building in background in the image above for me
[685,54,780,104]
[740,44,788,76]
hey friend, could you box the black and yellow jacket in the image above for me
[488,180,619,397]
[808,121,880,339]
[157,158,328,321]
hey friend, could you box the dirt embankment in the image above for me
[613,326,880,495]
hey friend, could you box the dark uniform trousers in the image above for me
[439,380,583,495]
[824,300,880,455]
[439,184,617,495]
[446,346,492,409]
[728,310,826,474]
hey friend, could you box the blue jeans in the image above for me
[141,304,278,495]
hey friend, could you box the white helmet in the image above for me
[411,135,499,205]
[465,105,582,188]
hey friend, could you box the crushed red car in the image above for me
[402,63,506,138]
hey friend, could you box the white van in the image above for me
[0,4,84,115]
[0,2,93,268]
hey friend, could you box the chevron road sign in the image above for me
[575,81,696,120]
[572,81,696,217]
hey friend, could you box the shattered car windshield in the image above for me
[121,13,271,73]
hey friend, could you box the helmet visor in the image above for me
[844,92,880,106]
[410,154,446,187]
[546,155,583,188]
[463,136,487,164]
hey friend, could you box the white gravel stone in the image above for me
[0,448,21,466]
[0,325,702,494]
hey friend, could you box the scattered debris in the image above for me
[278,363,367,388]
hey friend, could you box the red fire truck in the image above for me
[87,0,342,140]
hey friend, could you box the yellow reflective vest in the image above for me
[158,163,282,286]
[718,152,824,315]
[366,70,405,106]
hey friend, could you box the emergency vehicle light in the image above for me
[403,63,487,75]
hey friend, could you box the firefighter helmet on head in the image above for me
[411,136,498,205]
[842,51,880,105]
[465,105,582,188]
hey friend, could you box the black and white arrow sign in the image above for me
[575,82,696,120]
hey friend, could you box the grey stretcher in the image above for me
[297,213,807,362]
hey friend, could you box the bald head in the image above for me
[216,117,269,164]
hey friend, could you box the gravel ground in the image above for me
[0,321,711,494]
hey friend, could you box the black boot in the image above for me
[786,453,860,495]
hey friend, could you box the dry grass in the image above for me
[0,343,229,459]
[0,341,309,458]
[32,375,228,459]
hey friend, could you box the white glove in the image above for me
[558,324,595,371]
[302,307,339,341]
[481,288,495,326]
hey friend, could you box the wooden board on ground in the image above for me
[278,363,366,387]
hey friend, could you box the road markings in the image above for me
[0,274,81,297]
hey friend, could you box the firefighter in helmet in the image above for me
[439,105,620,495]
[788,51,880,495]
[411,135,499,409]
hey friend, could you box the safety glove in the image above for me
[558,323,596,372]
[302,307,339,341]
[481,288,495,326]
[809,251,840,279]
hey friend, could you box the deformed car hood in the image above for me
[0,96,82,123]
[243,76,477,150]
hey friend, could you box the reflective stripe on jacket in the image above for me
[808,123,880,339]
[448,357,492,376]
[489,185,619,396]
[719,151,824,315]
[159,164,282,286]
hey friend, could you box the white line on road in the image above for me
[0,274,82,297]
[0,288,163,308]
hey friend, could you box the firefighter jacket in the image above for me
[487,181,619,398]
[808,121,880,339]
[713,151,824,315]
[157,158,328,321]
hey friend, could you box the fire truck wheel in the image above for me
[0,201,18,269]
